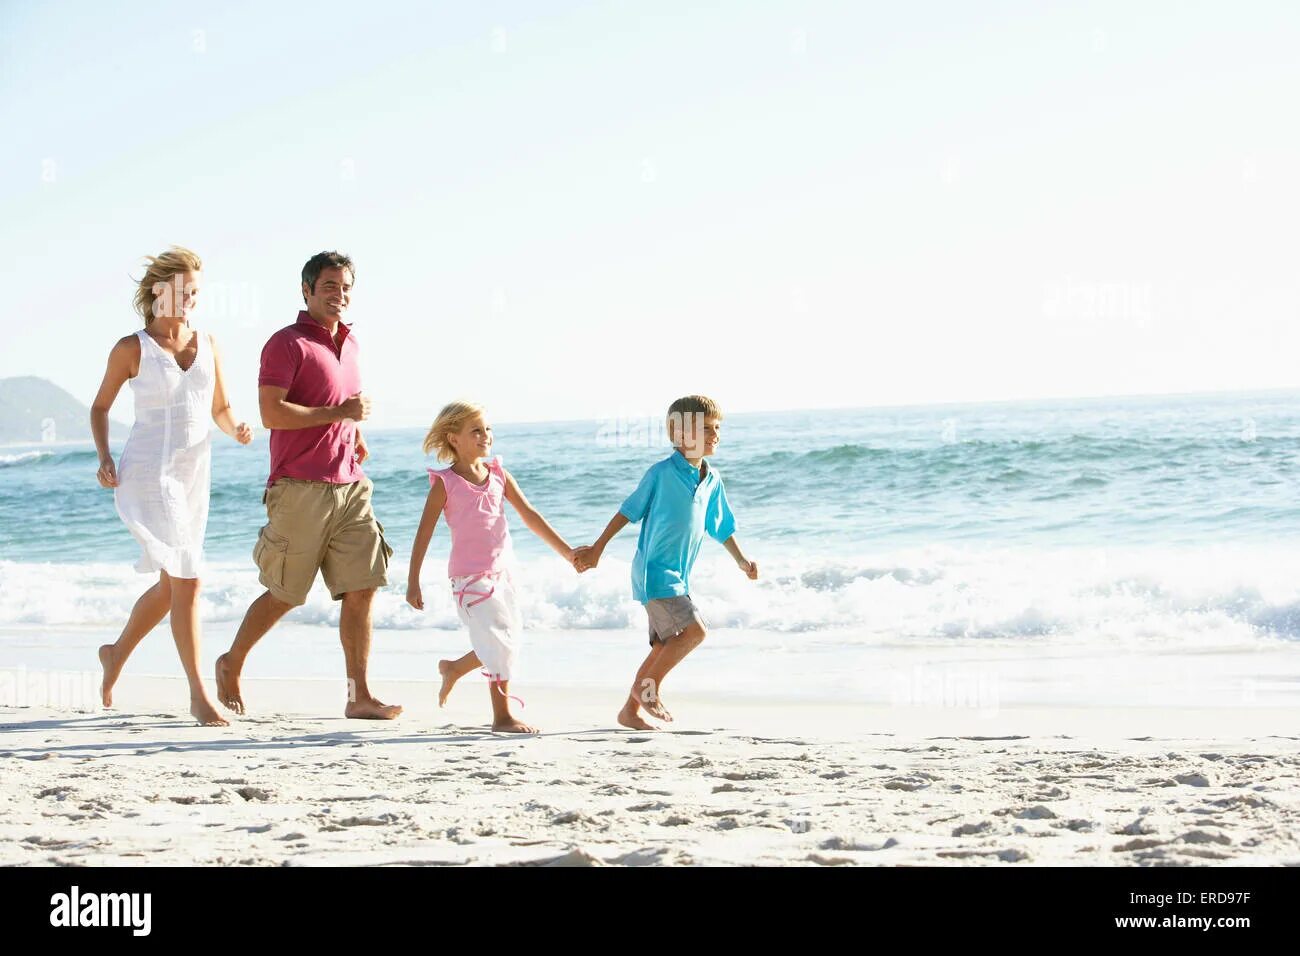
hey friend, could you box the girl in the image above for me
[406,401,580,734]
[91,246,253,726]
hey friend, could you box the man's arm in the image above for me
[258,386,369,431]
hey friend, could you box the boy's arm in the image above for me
[406,478,447,609]
[721,535,759,580]
[503,472,575,563]
[576,512,630,570]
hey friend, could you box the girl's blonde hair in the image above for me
[133,246,203,325]
[422,400,486,462]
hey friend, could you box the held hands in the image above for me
[96,457,118,489]
[339,392,372,423]
[234,422,254,445]
[405,581,424,611]
[571,545,600,573]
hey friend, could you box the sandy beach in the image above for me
[3,671,1297,867]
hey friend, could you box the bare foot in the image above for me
[492,718,539,734]
[438,659,461,707]
[191,697,230,727]
[617,702,657,731]
[638,678,673,722]
[215,653,244,715]
[98,644,120,707]
[345,696,403,720]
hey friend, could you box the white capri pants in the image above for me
[450,569,521,682]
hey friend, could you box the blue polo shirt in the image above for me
[619,450,737,603]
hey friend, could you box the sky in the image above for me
[1,0,1298,428]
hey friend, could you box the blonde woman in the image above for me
[90,246,252,726]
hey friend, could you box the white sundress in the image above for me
[114,327,215,579]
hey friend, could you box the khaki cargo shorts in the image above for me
[253,477,393,607]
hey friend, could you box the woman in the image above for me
[90,246,252,726]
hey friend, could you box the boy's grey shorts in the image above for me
[645,595,708,646]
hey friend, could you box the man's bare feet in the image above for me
[345,696,403,720]
[617,701,657,731]
[98,644,120,707]
[190,697,230,727]
[438,659,461,707]
[215,653,245,715]
[492,718,539,734]
[638,678,673,722]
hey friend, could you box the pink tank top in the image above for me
[430,457,515,577]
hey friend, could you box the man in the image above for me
[216,251,401,719]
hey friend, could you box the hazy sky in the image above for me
[2,1,1297,428]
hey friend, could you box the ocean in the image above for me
[2,392,1298,705]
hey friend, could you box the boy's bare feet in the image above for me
[215,653,245,715]
[638,678,673,722]
[190,696,230,727]
[345,696,403,720]
[492,718,539,734]
[617,701,657,731]
[438,659,461,707]
[98,644,120,707]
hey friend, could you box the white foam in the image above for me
[1,543,1297,648]
[0,450,54,468]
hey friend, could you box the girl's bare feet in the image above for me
[98,644,120,707]
[617,701,657,731]
[438,659,461,707]
[492,718,539,734]
[190,696,230,727]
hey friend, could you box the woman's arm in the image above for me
[89,336,139,488]
[208,335,253,444]
[503,472,576,564]
[406,477,447,609]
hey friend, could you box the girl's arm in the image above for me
[89,336,139,488]
[209,334,253,444]
[721,535,759,580]
[406,477,447,610]
[503,472,578,567]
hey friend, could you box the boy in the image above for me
[576,395,758,730]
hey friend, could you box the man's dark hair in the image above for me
[301,251,355,303]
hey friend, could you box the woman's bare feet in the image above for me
[492,718,539,734]
[98,644,121,707]
[617,701,657,731]
[345,696,403,720]
[438,659,462,707]
[638,678,673,722]
[215,653,245,715]
[190,696,229,727]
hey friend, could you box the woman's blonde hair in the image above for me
[422,400,486,462]
[133,245,203,324]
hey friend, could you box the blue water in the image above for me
[2,391,1298,647]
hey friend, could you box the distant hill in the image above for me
[0,377,127,444]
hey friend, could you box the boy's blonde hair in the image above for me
[422,400,486,462]
[666,394,723,442]
[133,245,202,325]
